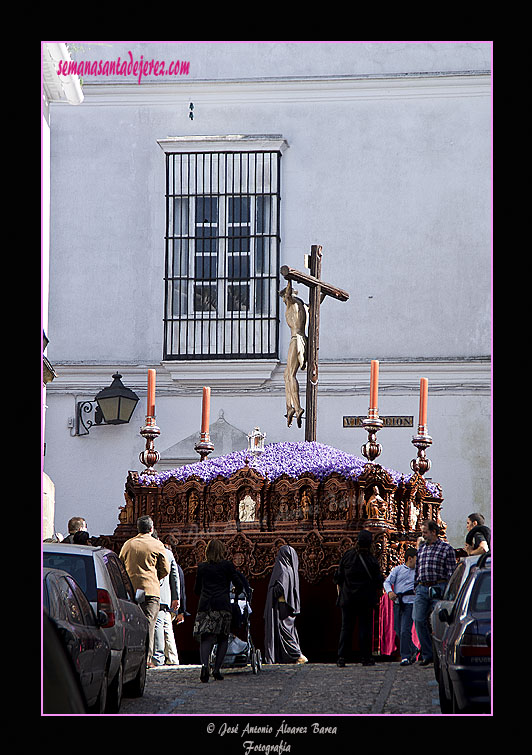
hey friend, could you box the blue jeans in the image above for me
[393,601,418,660]
[413,583,446,661]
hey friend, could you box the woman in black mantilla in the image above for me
[334,529,384,667]
[193,539,246,682]
[263,544,307,664]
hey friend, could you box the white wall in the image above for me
[48,82,491,361]
[63,41,491,81]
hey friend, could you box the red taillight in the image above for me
[97,588,115,628]
[460,631,490,658]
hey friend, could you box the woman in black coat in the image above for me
[334,529,384,667]
[193,539,246,682]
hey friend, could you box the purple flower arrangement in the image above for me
[138,441,441,497]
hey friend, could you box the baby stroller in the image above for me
[210,582,262,674]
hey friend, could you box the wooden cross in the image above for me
[281,245,349,442]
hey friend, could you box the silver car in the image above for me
[42,543,149,712]
[430,555,479,683]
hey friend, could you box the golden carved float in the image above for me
[96,441,445,660]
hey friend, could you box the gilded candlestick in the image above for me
[195,431,214,462]
[410,425,432,476]
[361,407,383,463]
[139,416,161,475]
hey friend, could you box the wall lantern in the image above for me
[75,373,139,436]
[247,426,266,456]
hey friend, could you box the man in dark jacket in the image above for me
[334,530,384,667]
[62,517,88,543]
[465,513,491,555]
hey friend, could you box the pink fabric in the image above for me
[378,594,419,655]
[412,621,420,647]
[379,594,397,655]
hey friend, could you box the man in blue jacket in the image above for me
[384,547,419,666]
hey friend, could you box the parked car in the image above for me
[42,543,149,712]
[486,630,491,709]
[43,609,88,714]
[430,555,480,682]
[43,567,111,712]
[435,553,491,714]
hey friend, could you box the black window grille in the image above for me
[163,150,282,360]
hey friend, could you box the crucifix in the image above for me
[280,245,349,442]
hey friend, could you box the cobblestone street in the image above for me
[119,660,440,716]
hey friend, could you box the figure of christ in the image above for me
[280,281,308,427]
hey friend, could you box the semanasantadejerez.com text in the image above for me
[57,52,190,84]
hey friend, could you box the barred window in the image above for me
[163,150,282,360]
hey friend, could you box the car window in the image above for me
[114,555,136,601]
[59,576,84,625]
[44,574,67,620]
[471,571,491,612]
[65,576,97,626]
[103,553,129,600]
[443,562,465,601]
[42,552,97,601]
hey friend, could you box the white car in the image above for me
[43,543,149,712]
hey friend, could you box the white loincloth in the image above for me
[291,334,307,370]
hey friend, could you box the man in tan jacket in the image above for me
[119,515,170,667]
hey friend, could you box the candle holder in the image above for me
[139,416,161,475]
[410,425,432,476]
[361,408,383,463]
[195,431,214,462]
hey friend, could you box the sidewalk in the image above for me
[119,660,440,716]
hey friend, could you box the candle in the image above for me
[147,369,156,418]
[201,386,211,435]
[370,360,379,411]
[419,377,428,429]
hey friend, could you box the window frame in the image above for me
[158,136,288,362]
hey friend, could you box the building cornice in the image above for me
[157,134,289,154]
[46,358,491,396]
[55,71,491,108]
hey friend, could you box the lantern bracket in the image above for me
[73,400,104,436]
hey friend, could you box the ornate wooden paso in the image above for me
[101,459,444,587]
[95,449,444,660]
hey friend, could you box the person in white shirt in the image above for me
[152,532,181,667]
[384,547,420,666]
